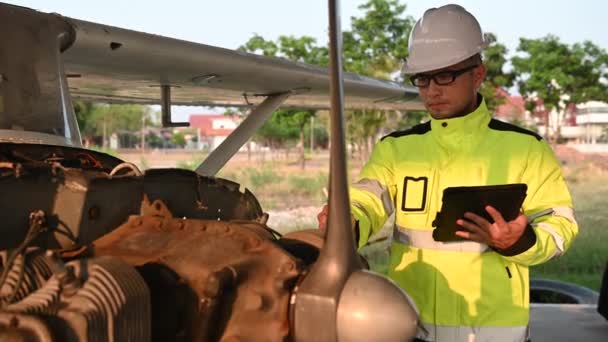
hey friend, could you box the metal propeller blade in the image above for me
[291,0,362,340]
[291,1,419,341]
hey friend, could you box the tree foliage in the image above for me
[480,33,514,111]
[342,0,416,160]
[512,35,608,141]
[171,131,186,148]
[73,101,155,147]
[344,0,414,77]
[240,35,325,168]
[239,1,422,163]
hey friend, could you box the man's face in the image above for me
[412,60,486,119]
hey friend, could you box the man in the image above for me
[318,4,578,342]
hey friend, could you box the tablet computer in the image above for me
[432,183,527,242]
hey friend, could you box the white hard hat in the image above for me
[403,4,488,74]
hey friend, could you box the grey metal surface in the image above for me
[337,270,418,342]
[0,129,80,146]
[530,304,608,341]
[59,14,423,111]
[0,4,81,147]
[195,93,289,176]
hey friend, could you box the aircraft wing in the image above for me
[61,18,423,111]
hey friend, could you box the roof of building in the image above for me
[494,88,525,119]
[189,114,238,136]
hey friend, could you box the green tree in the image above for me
[255,110,299,149]
[171,131,186,148]
[238,34,278,57]
[342,0,416,160]
[241,35,327,169]
[240,0,418,163]
[73,100,96,146]
[278,36,328,66]
[480,33,515,112]
[73,102,153,148]
[343,0,414,77]
[512,36,608,142]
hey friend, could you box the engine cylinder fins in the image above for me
[60,256,151,342]
[1,255,150,342]
[2,277,61,315]
[0,312,54,341]
[0,249,54,305]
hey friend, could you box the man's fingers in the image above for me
[456,219,488,242]
[455,230,484,243]
[485,205,506,225]
[460,213,490,231]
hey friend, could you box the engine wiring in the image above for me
[0,210,48,306]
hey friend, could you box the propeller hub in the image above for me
[337,270,418,342]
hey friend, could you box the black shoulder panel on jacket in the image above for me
[381,121,431,141]
[488,119,543,141]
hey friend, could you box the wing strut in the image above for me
[195,92,290,176]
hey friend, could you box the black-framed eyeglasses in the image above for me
[409,64,479,88]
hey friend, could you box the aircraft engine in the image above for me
[0,143,317,341]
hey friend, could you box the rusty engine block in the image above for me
[0,143,324,341]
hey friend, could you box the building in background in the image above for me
[189,114,239,151]
[574,101,608,144]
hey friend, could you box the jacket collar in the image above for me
[430,95,491,150]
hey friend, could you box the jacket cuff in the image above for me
[494,224,537,256]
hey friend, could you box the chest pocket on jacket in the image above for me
[402,176,428,212]
[397,166,436,227]
[396,164,435,216]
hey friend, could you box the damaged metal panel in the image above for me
[143,168,264,222]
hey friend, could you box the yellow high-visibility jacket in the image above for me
[350,97,578,342]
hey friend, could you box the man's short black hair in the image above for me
[465,53,483,65]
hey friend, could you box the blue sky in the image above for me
[6,0,608,119]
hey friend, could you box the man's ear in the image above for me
[474,64,487,90]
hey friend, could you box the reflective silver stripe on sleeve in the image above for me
[393,225,489,253]
[527,208,554,222]
[552,206,577,224]
[528,206,575,259]
[535,222,565,258]
[351,178,394,216]
[527,206,577,224]
[417,323,528,342]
